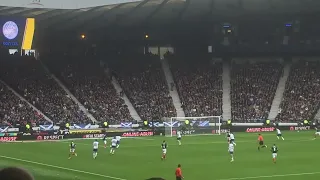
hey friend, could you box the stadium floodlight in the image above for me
[165,116,222,137]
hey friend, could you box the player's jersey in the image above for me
[161,142,167,149]
[111,139,117,147]
[177,131,181,138]
[228,143,235,153]
[230,133,235,140]
[271,146,278,153]
[70,142,76,149]
[93,141,99,149]
[276,129,281,135]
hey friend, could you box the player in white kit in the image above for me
[93,139,99,159]
[276,128,284,140]
[116,136,121,148]
[228,143,235,162]
[110,137,118,154]
[177,131,182,145]
[229,132,236,146]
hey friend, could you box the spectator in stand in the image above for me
[0,56,91,125]
[0,82,45,126]
[112,53,176,121]
[231,62,283,122]
[276,61,320,122]
[45,56,132,124]
[170,58,223,117]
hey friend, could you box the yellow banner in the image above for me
[69,130,101,134]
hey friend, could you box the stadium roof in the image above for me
[0,0,319,32]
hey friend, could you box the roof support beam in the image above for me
[141,0,170,26]
[176,0,190,22]
[50,6,106,30]
[111,0,151,27]
[85,3,126,32]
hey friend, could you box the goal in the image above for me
[165,116,222,137]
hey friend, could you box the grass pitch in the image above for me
[0,131,319,180]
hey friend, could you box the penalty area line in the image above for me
[0,155,127,180]
[219,171,320,180]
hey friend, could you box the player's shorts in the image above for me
[315,132,320,135]
[176,177,182,180]
[93,148,98,152]
[177,137,181,140]
[229,151,234,154]
[272,153,277,158]
[116,141,120,145]
[162,149,167,154]
[111,145,117,148]
[277,134,282,137]
[70,148,75,153]
[259,141,264,145]
[230,139,235,143]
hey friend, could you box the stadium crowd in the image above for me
[276,61,320,122]
[0,56,91,124]
[169,57,223,117]
[0,82,45,126]
[231,62,283,122]
[46,56,132,124]
[111,54,176,121]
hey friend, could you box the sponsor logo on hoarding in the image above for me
[122,131,153,137]
[0,136,17,142]
[290,126,310,131]
[83,134,105,139]
[69,130,101,134]
[37,135,64,140]
[246,127,275,133]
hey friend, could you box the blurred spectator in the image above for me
[170,59,223,117]
[46,56,132,124]
[231,62,282,122]
[276,61,320,122]
[0,82,45,126]
[0,56,91,124]
[112,54,176,121]
[0,167,34,180]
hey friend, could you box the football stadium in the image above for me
[1,0,320,180]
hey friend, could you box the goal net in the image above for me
[164,116,222,137]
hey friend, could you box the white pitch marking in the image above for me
[0,155,127,180]
[219,171,320,180]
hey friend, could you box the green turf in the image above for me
[0,131,319,180]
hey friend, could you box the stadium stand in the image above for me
[110,53,176,121]
[45,56,132,124]
[0,56,91,124]
[168,56,223,117]
[0,82,45,126]
[276,61,320,122]
[231,61,283,122]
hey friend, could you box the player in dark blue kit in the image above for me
[68,141,77,159]
[161,140,167,160]
[103,134,107,148]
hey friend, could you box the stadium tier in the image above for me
[231,61,283,122]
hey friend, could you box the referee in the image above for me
[175,164,184,180]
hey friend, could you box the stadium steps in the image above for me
[0,79,53,123]
[222,62,231,120]
[39,61,98,123]
[268,63,291,120]
[160,59,185,117]
[111,77,142,121]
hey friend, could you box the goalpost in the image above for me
[165,116,222,137]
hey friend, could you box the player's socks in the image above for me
[233,142,236,146]
[258,146,260,151]
[281,137,284,140]
[277,136,279,139]
[75,153,77,156]
[178,140,181,145]
[117,145,120,148]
